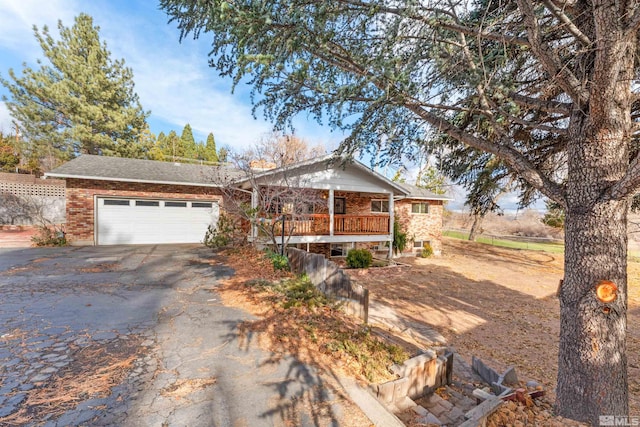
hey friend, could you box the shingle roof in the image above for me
[45,154,243,187]
[395,182,453,201]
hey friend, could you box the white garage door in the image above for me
[96,198,219,245]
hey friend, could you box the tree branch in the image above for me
[404,100,565,204]
[624,8,640,38]
[515,0,589,105]
[603,153,640,201]
[509,92,572,115]
[542,0,591,46]
[332,0,531,46]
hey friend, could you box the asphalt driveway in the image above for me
[0,244,352,426]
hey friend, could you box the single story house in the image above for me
[45,154,451,257]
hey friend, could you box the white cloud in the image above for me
[0,102,11,133]
[83,4,273,150]
[0,0,78,62]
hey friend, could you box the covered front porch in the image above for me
[250,188,396,257]
[238,156,408,258]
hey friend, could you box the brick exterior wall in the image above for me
[334,191,389,216]
[395,199,444,256]
[64,178,444,254]
[65,178,223,244]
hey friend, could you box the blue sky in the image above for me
[0,0,342,152]
[0,0,544,212]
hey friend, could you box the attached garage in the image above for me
[44,155,241,246]
[96,198,219,245]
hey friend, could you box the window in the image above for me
[300,203,314,215]
[414,240,424,248]
[192,202,213,208]
[334,197,346,214]
[136,200,159,207]
[371,199,389,213]
[104,199,130,206]
[411,202,429,214]
[165,201,187,207]
[371,241,388,251]
[331,243,347,257]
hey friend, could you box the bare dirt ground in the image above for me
[352,237,640,415]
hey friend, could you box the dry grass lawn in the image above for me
[350,237,640,415]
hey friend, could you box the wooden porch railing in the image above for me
[286,214,330,235]
[286,214,389,236]
[334,214,390,235]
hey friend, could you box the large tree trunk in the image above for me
[557,198,629,423]
[555,7,634,421]
[556,102,630,424]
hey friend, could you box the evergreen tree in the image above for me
[180,123,197,159]
[0,14,149,161]
[203,133,219,162]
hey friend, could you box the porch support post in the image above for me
[388,192,395,259]
[251,187,259,240]
[329,189,335,236]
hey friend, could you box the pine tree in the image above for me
[203,133,219,162]
[180,124,197,160]
[0,14,149,162]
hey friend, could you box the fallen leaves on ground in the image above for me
[0,336,142,426]
[216,241,638,426]
[487,400,584,427]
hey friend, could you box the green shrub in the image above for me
[420,242,434,258]
[31,225,67,247]
[392,219,408,255]
[346,248,373,268]
[203,213,237,248]
[275,275,329,309]
[264,249,290,271]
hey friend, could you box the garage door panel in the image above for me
[97,198,218,245]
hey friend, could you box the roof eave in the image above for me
[44,172,223,188]
[395,195,454,201]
